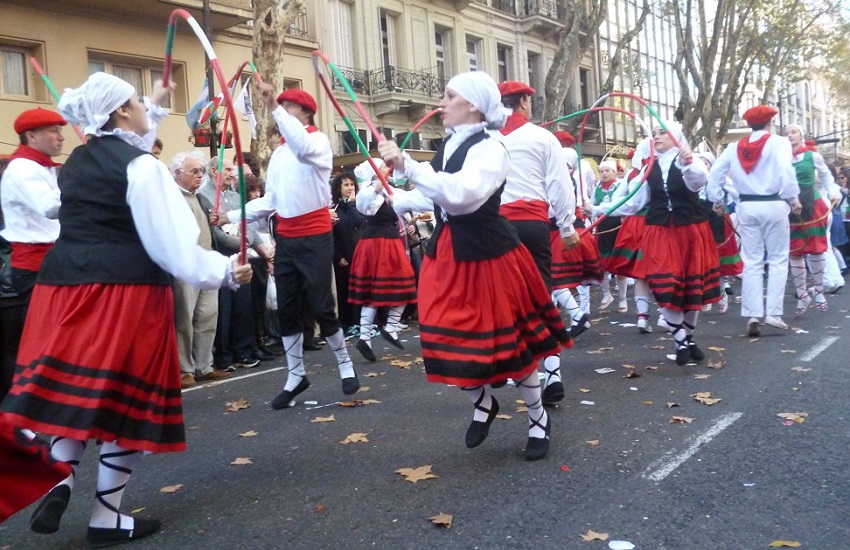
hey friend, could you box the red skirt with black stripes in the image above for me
[550,229,603,289]
[418,226,571,387]
[606,214,647,279]
[1,283,186,453]
[349,237,417,306]
[642,221,722,311]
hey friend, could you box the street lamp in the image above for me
[777,91,797,136]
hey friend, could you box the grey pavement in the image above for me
[2,282,849,549]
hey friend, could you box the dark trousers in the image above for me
[275,232,340,337]
[0,304,25,401]
[214,282,254,363]
[249,256,268,347]
[510,220,552,291]
[334,261,359,329]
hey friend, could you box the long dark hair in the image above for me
[331,171,357,204]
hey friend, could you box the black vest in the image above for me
[361,200,401,239]
[644,161,708,226]
[39,136,170,286]
[425,132,520,261]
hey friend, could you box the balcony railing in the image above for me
[369,66,446,99]
[286,7,309,38]
[331,66,370,95]
[473,0,517,13]
[522,0,566,20]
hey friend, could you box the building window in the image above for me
[466,37,482,71]
[380,10,398,69]
[329,0,354,68]
[527,52,540,90]
[1,40,43,99]
[88,53,187,112]
[497,44,511,83]
[579,67,590,109]
[435,28,451,84]
[341,128,369,154]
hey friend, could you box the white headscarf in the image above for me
[653,120,686,181]
[632,137,651,169]
[445,72,507,131]
[599,160,618,173]
[561,147,578,171]
[354,157,386,183]
[58,72,135,136]
[696,151,716,168]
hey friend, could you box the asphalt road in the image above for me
[2,282,849,550]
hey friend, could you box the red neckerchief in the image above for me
[736,134,771,174]
[280,124,318,145]
[794,141,817,156]
[600,178,617,190]
[10,144,61,168]
[499,113,528,135]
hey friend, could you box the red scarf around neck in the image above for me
[500,113,529,135]
[280,124,318,145]
[736,134,771,174]
[10,144,61,168]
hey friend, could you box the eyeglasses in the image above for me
[181,168,206,176]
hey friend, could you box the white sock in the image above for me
[552,288,582,323]
[542,355,561,387]
[460,385,494,423]
[281,333,305,391]
[577,285,591,315]
[88,442,143,530]
[617,277,628,299]
[790,256,808,299]
[661,308,687,350]
[514,372,548,439]
[360,306,377,342]
[326,329,355,379]
[809,253,826,296]
[385,305,405,333]
[50,437,86,491]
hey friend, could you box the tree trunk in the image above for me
[251,0,305,175]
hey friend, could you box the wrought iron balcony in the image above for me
[286,6,309,38]
[522,0,566,20]
[368,65,445,99]
[331,66,370,95]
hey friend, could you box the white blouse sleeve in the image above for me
[813,152,841,200]
[126,155,236,290]
[388,187,434,216]
[678,157,709,192]
[399,139,509,216]
[355,181,386,216]
[601,175,649,217]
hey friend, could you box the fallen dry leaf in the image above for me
[707,353,726,369]
[693,374,711,380]
[225,398,250,412]
[621,364,636,369]
[515,406,529,413]
[598,332,611,336]
[623,371,641,379]
[667,402,680,408]
[340,432,370,444]
[777,412,808,423]
[780,349,797,354]
[645,366,659,371]
[315,504,326,514]
[390,359,412,369]
[587,347,614,354]
[231,457,253,466]
[356,386,371,393]
[365,372,380,377]
[691,391,722,406]
[396,465,438,483]
[670,416,694,424]
[580,530,610,542]
[791,366,811,372]
[239,430,258,437]
[429,513,453,528]
[130,507,146,514]
[495,414,512,420]
[825,326,841,329]
[749,338,759,343]
[643,401,654,405]
[579,388,591,393]
[160,484,184,494]
[707,346,726,352]
[768,542,801,548]
[311,414,336,423]
[585,439,600,447]
[649,345,666,350]
[338,399,381,407]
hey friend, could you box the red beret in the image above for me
[742,105,778,126]
[277,89,317,114]
[498,81,535,97]
[14,108,66,134]
[554,130,575,147]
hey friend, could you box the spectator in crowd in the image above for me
[151,138,163,159]
[331,170,364,338]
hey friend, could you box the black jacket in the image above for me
[333,199,364,263]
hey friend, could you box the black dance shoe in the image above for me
[356,340,377,362]
[30,484,71,534]
[524,412,551,461]
[341,372,361,395]
[380,327,405,350]
[688,342,705,362]
[542,381,565,405]
[271,377,311,410]
[465,397,500,449]
[675,347,691,366]
[86,517,161,548]
[569,313,590,338]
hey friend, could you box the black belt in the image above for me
[739,193,781,202]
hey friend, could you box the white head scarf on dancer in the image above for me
[58,72,135,137]
[561,147,578,171]
[599,160,618,174]
[445,71,507,132]
[354,157,386,183]
[633,137,651,170]
[785,123,806,152]
[652,120,687,182]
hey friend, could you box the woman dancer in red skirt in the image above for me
[619,122,721,365]
[350,158,417,361]
[0,72,252,546]
[785,124,841,316]
[378,71,569,460]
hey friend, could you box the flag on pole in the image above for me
[185,78,209,130]
[233,77,257,139]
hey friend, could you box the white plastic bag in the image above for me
[265,276,278,310]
